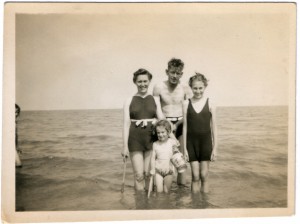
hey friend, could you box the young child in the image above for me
[182,73,218,194]
[150,120,185,193]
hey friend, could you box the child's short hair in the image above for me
[167,58,184,70]
[154,120,172,135]
[133,68,153,83]
[189,72,208,87]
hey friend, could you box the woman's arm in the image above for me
[182,100,189,161]
[153,83,161,97]
[210,101,218,161]
[122,97,132,161]
[154,96,165,121]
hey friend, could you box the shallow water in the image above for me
[16,106,288,211]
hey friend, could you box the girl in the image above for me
[150,120,183,193]
[122,68,165,191]
[183,73,218,193]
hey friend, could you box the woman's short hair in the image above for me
[133,68,153,83]
[188,72,208,87]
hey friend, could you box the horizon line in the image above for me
[19,104,289,112]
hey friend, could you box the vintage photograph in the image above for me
[2,2,296,222]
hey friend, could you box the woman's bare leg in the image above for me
[143,150,152,190]
[130,151,145,191]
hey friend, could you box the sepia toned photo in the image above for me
[1,2,296,223]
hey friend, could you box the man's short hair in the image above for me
[168,58,184,69]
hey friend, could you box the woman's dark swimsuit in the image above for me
[187,98,212,162]
[128,95,157,152]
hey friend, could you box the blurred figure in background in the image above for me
[15,104,22,167]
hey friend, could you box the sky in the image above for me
[14,3,295,110]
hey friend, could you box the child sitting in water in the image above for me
[150,120,186,193]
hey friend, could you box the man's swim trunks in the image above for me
[166,117,183,138]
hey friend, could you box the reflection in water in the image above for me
[150,193,172,209]
[191,192,209,208]
[191,192,220,209]
[134,191,151,209]
[127,182,220,209]
[120,193,135,210]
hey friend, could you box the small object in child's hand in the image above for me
[171,151,187,173]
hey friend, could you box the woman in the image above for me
[122,68,164,191]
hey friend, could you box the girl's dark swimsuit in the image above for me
[186,98,213,162]
[128,95,157,152]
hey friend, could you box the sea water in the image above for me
[16,106,288,211]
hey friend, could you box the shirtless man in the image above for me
[153,58,192,185]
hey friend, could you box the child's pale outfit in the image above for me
[153,138,178,177]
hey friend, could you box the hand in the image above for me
[184,150,189,162]
[152,118,158,125]
[210,151,217,162]
[150,169,155,176]
[121,149,129,162]
[172,144,180,153]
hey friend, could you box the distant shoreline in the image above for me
[20,105,288,112]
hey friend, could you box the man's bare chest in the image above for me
[160,88,185,104]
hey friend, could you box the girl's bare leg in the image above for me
[163,175,173,193]
[200,161,210,193]
[155,173,164,193]
[190,161,200,194]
